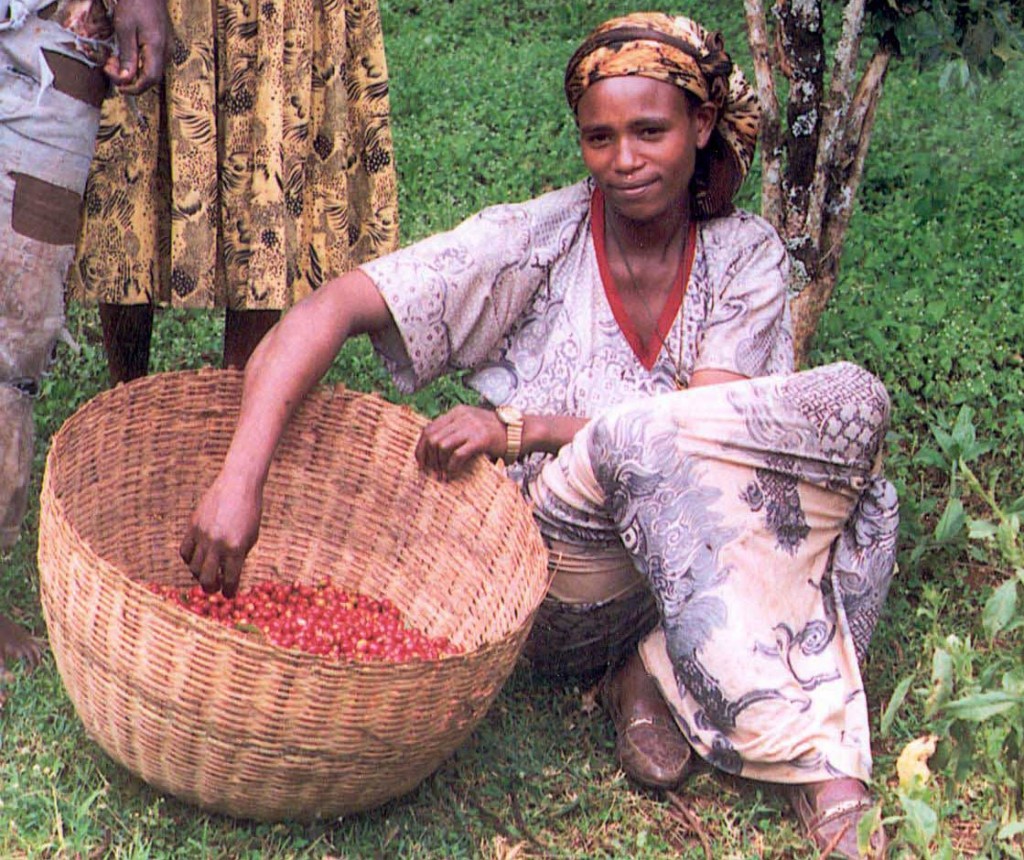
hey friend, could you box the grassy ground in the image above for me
[2,1,1023,857]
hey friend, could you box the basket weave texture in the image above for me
[38,369,550,821]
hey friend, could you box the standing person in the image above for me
[1,0,169,667]
[179,14,896,858]
[70,0,399,384]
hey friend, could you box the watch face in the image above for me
[496,405,522,424]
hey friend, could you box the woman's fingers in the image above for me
[178,530,196,566]
[179,475,262,595]
[417,407,499,479]
[444,437,478,476]
[221,553,245,599]
[418,413,458,477]
[179,524,246,597]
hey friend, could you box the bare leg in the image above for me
[223,308,280,370]
[99,302,154,385]
[0,613,43,670]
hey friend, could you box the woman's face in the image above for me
[576,76,716,226]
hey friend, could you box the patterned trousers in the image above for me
[525,362,899,784]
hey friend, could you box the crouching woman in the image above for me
[181,13,897,858]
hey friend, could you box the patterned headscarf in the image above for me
[565,13,761,219]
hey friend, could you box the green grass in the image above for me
[2,1,1023,857]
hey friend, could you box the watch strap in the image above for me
[496,405,524,464]
[503,417,523,464]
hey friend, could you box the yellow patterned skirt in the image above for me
[70,0,399,309]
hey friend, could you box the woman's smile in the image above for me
[611,178,657,195]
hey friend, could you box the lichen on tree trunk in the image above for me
[744,0,893,367]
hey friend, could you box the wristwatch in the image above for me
[495,404,524,464]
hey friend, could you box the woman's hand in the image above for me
[415,405,507,480]
[179,472,263,598]
[178,270,394,594]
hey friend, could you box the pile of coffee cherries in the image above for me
[147,580,462,663]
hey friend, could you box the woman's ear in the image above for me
[695,101,718,150]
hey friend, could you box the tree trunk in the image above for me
[744,0,894,367]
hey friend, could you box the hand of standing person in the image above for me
[103,0,170,94]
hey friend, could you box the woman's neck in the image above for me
[604,204,689,261]
[604,202,690,258]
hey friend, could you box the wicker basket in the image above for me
[37,369,550,821]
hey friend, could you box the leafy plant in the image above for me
[881,0,1024,89]
[886,409,1024,858]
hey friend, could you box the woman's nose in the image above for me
[612,138,642,174]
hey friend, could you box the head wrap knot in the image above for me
[564,13,761,219]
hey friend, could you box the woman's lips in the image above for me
[610,179,656,198]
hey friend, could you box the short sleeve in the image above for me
[363,183,591,392]
[693,215,793,378]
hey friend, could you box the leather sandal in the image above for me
[601,650,692,790]
[788,778,888,858]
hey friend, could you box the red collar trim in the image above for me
[591,187,697,371]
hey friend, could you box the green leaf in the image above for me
[967,518,998,540]
[856,802,883,855]
[75,787,107,820]
[943,691,1021,721]
[996,514,1021,561]
[998,821,1024,840]
[900,793,939,844]
[880,675,914,737]
[952,405,976,444]
[1002,666,1024,697]
[914,446,949,470]
[925,648,953,717]
[864,326,888,353]
[982,578,1018,638]
[963,440,994,462]
[931,425,959,459]
[933,498,965,545]
[924,299,947,324]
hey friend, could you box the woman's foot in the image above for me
[789,778,888,858]
[601,648,692,790]
[0,613,44,670]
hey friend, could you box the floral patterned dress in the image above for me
[362,178,899,785]
[70,0,398,309]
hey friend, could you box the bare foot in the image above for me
[0,613,45,670]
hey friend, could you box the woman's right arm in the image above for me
[179,269,393,597]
